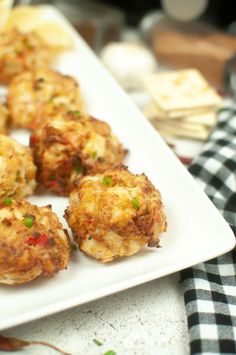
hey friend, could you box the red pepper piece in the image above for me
[29,135,39,146]
[48,180,58,188]
[178,155,193,165]
[25,233,50,246]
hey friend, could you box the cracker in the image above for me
[182,112,217,126]
[152,119,211,140]
[144,100,218,121]
[143,69,222,112]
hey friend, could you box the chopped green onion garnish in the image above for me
[49,237,55,246]
[23,216,34,228]
[88,235,93,240]
[15,170,20,182]
[102,176,113,187]
[132,198,139,210]
[103,351,116,355]
[75,165,84,174]
[74,110,81,117]
[92,151,97,159]
[3,198,12,206]
[93,339,103,346]
[49,175,56,181]
[14,48,21,55]
[71,244,77,252]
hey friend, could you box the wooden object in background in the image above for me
[151,21,236,89]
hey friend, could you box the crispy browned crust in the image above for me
[65,166,167,262]
[0,30,51,84]
[30,112,126,196]
[0,199,71,285]
[7,67,84,130]
[0,134,36,199]
[0,103,9,135]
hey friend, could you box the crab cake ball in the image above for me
[0,199,70,285]
[0,104,8,134]
[8,68,84,129]
[65,167,167,262]
[30,112,126,195]
[0,30,50,84]
[0,135,36,199]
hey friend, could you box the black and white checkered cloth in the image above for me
[181,102,236,354]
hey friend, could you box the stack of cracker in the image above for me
[143,69,222,140]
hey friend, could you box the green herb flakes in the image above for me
[23,215,35,228]
[132,198,139,210]
[49,175,56,181]
[93,338,103,346]
[92,151,97,159]
[15,170,20,182]
[75,165,84,174]
[102,175,113,187]
[103,350,116,355]
[3,198,12,206]
[49,237,55,246]
[71,244,77,252]
[74,111,81,117]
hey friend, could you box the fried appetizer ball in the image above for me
[0,104,8,134]
[0,135,36,199]
[30,112,126,195]
[0,199,70,285]
[0,30,50,84]
[65,167,167,262]
[8,68,84,129]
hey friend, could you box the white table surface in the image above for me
[1,272,189,355]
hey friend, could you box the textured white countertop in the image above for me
[1,272,189,355]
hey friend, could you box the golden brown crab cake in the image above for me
[0,104,8,134]
[0,199,71,285]
[0,135,36,199]
[65,166,167,262]
[0,30,51,84]
[7,68,84,130]
[30,112,126,196]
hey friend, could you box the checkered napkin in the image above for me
[181,102,236,354]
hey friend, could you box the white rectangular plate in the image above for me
[0,5,235,331]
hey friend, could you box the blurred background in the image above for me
[18,0,235,91]
[8,0,236,159]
